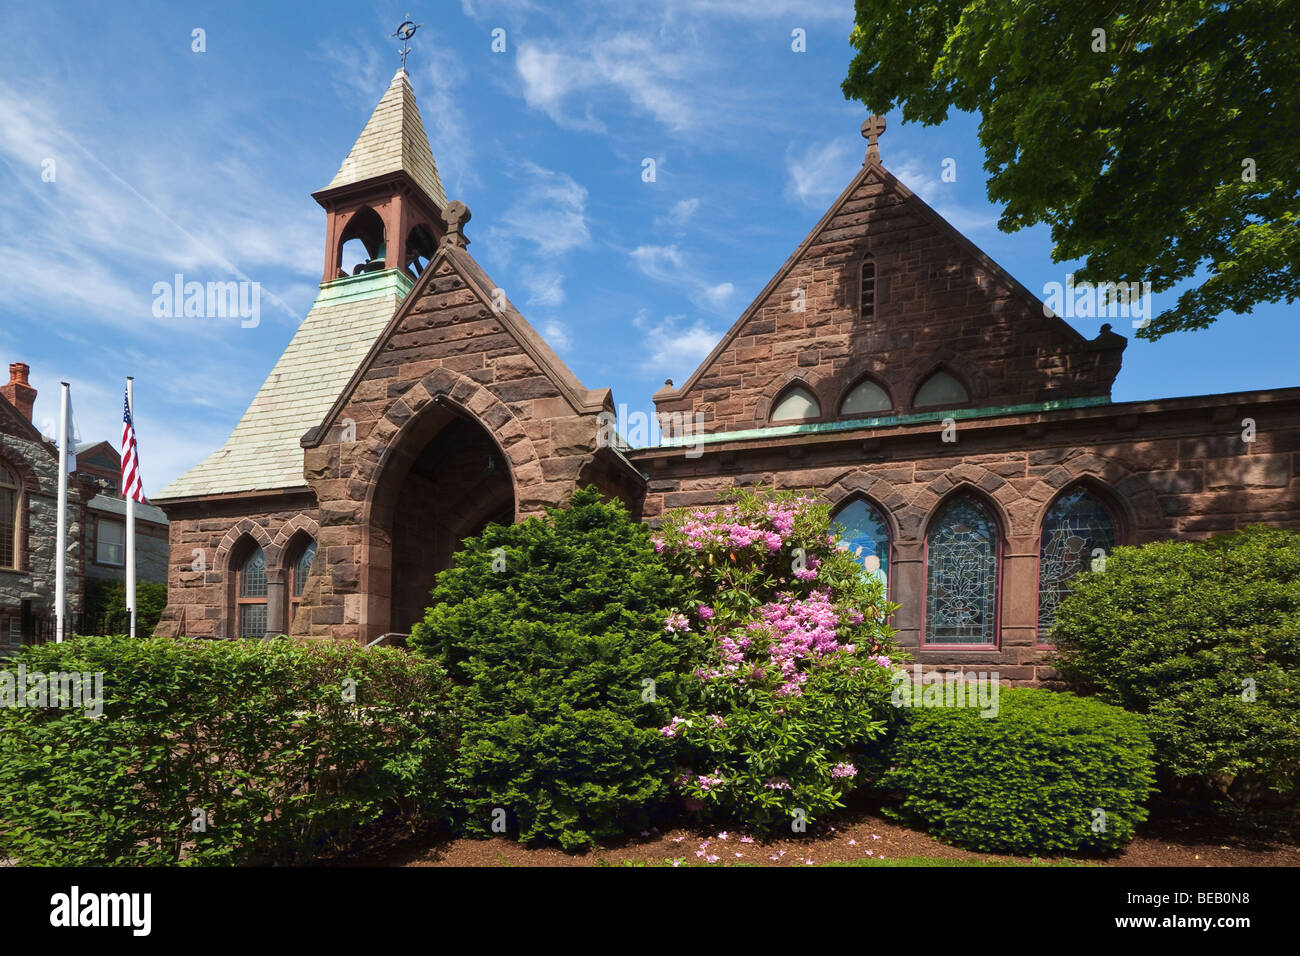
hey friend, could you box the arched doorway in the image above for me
[367,402,516,636]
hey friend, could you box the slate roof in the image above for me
[153,271,412,500]
[324,68,447,209]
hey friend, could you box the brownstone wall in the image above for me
[297,247,641,643]
[631,387,1300,683]
[653,164,1124,435]
[153,494,318,639]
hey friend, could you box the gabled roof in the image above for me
[303,239,611,448]
[153,270,413,500]
[658,156,1089,403]
[324,69,447,209]
[0,390,44,444]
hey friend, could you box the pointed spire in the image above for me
[325,69,447,209]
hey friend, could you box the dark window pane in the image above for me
[240,603,267,638]
[0,485,15,568]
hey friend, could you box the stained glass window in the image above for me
[925,495,999,645]
[914,370,969,408]
[237,545,267,638]
[293,541,316,597]
[840,379,891,416]
[289,539,317,632]
[832,498,890,590]
[770,386,820,422]
[240,548,267,597]
[1037,487,1118,640]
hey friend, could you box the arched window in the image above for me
[236,546,268,638]
[914,369,969,408]
[1037,486,1119,640]
[0,464,18,569]
[289,539,317,630]
[925,494,1000,646]
[839,378,891,416]
[860,257,876,320]
[832,498,890,592]
[770,385,820,422]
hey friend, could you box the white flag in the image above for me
[64,391,82,473]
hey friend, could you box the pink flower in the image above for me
[697,604,715,621]
[830,762,857,780]
[664,612,691,634]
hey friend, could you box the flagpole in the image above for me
[126,376,136,639]
[56,382,69,643]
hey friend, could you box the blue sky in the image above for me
[1,0,1295,491]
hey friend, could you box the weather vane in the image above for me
[392,17,422,70]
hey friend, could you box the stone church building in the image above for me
[153,69,1300,682]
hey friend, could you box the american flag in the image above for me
[121,388,147,503]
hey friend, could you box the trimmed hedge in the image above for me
[881,688,1155,854]
[1051,526,1300,810]
[410,487,704,850]
[0,635,453,866]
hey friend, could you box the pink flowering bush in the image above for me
[653,489,904,833]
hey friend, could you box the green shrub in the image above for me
[0,635,453,865]
[83,578,167,637]
[409,487,703,850]
[654,489,903,833]
[1051,526,1300,810]
[881,687,1155,854]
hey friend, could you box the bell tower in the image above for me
[312,68,448,283]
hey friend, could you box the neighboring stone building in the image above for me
[153,70,1300,682]
[0,364,169,649]
[0,363,86,647]
[73,441,170,590]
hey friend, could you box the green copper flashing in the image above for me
[315,268,414,306]
[653,395,1112,450]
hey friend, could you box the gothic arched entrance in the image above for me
[366,400,516,637]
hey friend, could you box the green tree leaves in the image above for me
[843,0,1300,337]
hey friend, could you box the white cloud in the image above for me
[493,161,591,256]
[633,311,723,375]
[524,267,566,306]
[702,282,736,310]
[630,244,736,313]
[785,137,857,209]
[515,33,698,133]
[655,197,701,230]
[539,319,572,350]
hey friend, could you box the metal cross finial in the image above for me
[392,17,422,70]
[861,113,887,165]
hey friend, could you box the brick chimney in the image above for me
[1,363,36,422]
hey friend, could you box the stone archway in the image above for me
[377,413,515,634]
